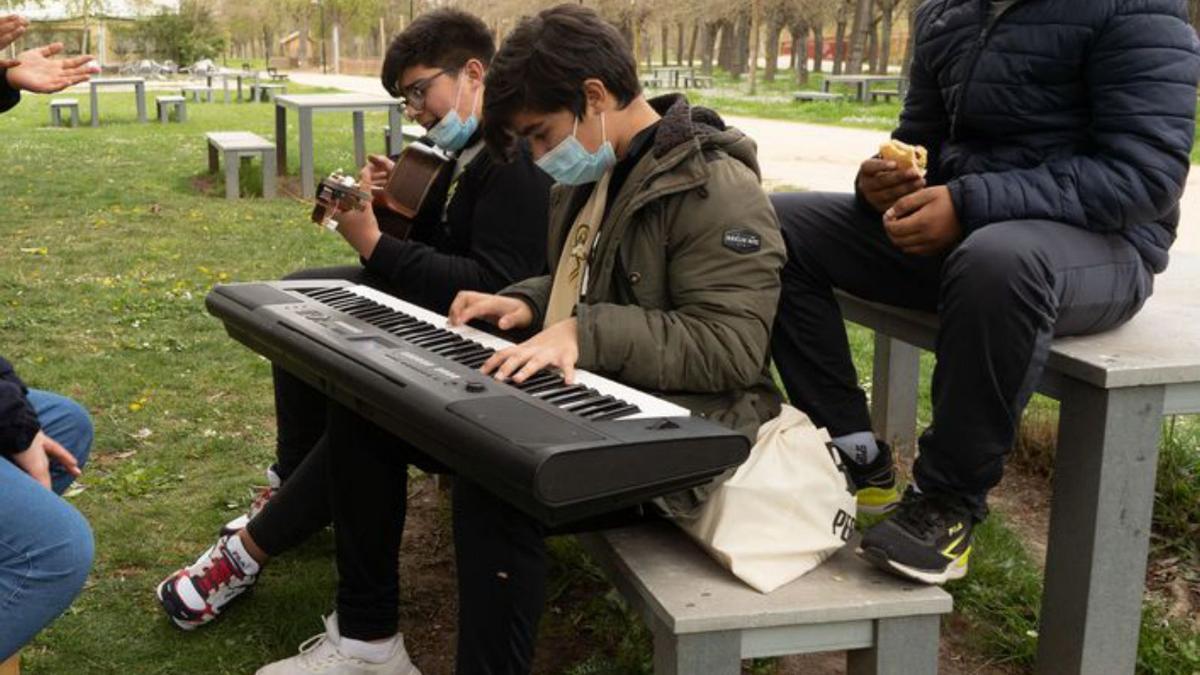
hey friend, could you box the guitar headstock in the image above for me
[312,171,373,230]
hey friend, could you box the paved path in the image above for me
[289,71,1200,255]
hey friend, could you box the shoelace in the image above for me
[248,485,277,516]
[296,633,363,670]
[193,552,241,596]
[892,491,969,540]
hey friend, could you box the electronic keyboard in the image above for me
[205,280,750,525]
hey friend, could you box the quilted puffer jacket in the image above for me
[896,0,1200,272]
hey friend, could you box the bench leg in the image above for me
[261,151,276,199]
[50,107,60,126]
[90,88,99,127]
[136,84,147,123]
[653,629,740,675]
[224,151,240,200]
[158,104,167,123]
[847,615,940,675]
[71,107,79,127]
[352,110,366,170]
[1035,382,1165,675]
[870,334,921,455]
[208,143,219,174]
[275,103,288,176]
[178,103,187,123]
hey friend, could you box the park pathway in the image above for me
[289,71,1200,256]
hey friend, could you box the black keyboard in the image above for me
[206,280,750,525]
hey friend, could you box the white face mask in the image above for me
[427,73,480,152]
[535,112,617,186]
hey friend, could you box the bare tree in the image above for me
[846,0,872,73]
[832,0,848,74]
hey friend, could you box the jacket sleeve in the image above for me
[889,2,951,182]
[947,4,1200,234]
[0,69,20,115]
[364,149,552,315]
[575,158,786,393]
[500,274,553,328]
[0,355,40,456]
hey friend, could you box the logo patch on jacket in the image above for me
[722,229,761,254]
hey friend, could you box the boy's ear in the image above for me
[463,58,486,83]
[582,78,610,114]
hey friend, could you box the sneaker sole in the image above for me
[155,578,206,631]
[857,545,968,585]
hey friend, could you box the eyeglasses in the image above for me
[397,69,452,111]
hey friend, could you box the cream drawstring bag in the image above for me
[672,404,859,593]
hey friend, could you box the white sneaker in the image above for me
[156,533,260,630]
[221,465,283,535]
[256,613,422,675]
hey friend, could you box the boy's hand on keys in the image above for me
[883,186,962,256]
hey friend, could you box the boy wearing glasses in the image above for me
[155,9,552,655]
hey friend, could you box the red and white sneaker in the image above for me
[156,533,260,630]
[221,465,283,536]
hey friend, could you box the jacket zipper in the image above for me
[950,0,1028,139]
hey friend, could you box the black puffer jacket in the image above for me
[897,0,1200,272]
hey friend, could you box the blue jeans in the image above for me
[0,390,95,659]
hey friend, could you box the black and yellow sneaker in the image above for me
[857,487,975,585]
[837,440,902,515]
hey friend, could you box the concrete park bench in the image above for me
[580,522,952,674]
[205,131,276,200]
[251,83,287,102]
[156,95,187,123]
[835,254,1200,674]
[182,85,214,103]
[49,98,80,127]
[794,91,846,103]
[869,89,902,103]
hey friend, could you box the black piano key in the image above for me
[375,317,416,330]
[591,404,641,421]
[578,400,632,419]
[393,325,442,339]
[425,338,470,353]
[326,298,360,310]
[356,307,395,322]
[515,373,560,390]
[568,395,617,415]
[543,387,595,405]
[526,379,568,395]
[409,333,459,348]
[441,344,484,359]
[460,354,494,369]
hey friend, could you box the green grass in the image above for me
[2,83,1198,674]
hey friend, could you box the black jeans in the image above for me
[243,264,390,557]
[769,192,1154,518]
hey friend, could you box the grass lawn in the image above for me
[1,83,1198,674]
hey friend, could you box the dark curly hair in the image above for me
[381,8,495,98]
[482,4,641,158]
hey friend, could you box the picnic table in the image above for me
[821,74,908,103]
[651,66,696,89]
[206,71,260,103]
[88,77,147,127]
[273,93,405,198]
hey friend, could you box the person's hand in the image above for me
[0,15,29,65]
[331,198,382,258]
[10,431,80,491]
[857,157,926,213]
[481,318,579,384]
[883,186,961,256]
[361,154,395,208]
[447,291,533,331]
[5,43,98,94]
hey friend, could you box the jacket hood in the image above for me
[646,94,762,181]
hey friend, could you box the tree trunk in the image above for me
[792,21,810,86]
[299,12,310,65]
[677,21,685,65]
[879,0,894,73]
[847,0,872,74]
[866,16,879,73]
[729,11,750,78]
[688,20,700,67]
[764,17,783,82]
[661,22,670,66]
[701,21,717,74]
[749,0,762,94]
[833,3,848,75]
[901,1,918,78]
[717,19,735,73]
[812,22,824,73]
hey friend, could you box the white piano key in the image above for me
[350,285,689,420]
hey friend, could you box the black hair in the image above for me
[482,4,641,157]
[381,8,495,98]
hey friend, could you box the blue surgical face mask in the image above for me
[427,74,479,152]
[535,113,616,186]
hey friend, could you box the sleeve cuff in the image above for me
[0,69,20,114]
